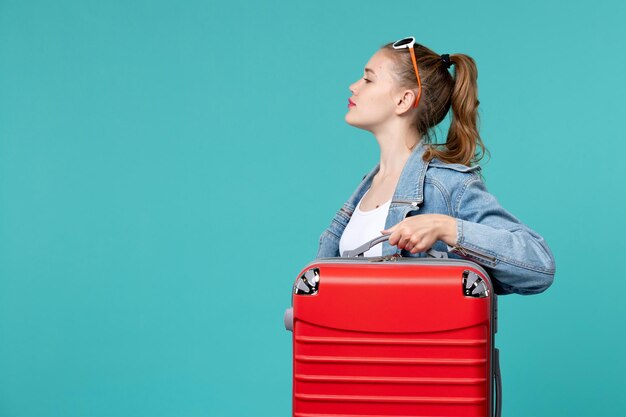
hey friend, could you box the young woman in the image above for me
[316,37,555,295]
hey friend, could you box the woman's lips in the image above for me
[348,98,356,107]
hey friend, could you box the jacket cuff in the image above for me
[446,219,498,266]
[446,217,463,248]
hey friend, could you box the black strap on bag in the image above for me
[494,348,502,417]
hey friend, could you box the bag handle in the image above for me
[341,233,448,258]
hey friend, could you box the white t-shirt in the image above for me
[339,189,391,257]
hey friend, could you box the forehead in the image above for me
[364,50,395,77]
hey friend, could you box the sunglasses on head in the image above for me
[392,36,422,109]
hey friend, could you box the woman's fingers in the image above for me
[386,215,446,253]
[406,236,425,253]
[410,238,429,253]
[386,229,403,246]
[397,233,412,250]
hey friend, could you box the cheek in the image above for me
[362,87,387,104]
[368,91,395,112]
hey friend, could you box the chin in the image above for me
[345,114,372,132]
[344,112,360,127]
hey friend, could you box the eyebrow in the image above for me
[364,68,377,76]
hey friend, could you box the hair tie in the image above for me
[440,54,452,69]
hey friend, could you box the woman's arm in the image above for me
[382,177,556,295]
[448,176,555,295]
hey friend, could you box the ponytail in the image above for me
[424,54,488,166]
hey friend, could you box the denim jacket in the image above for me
[316,142,556,295]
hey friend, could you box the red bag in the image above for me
[284,235,502,417]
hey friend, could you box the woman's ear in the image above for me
[394,89,417,115]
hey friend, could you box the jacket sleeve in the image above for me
[448,175,556,295]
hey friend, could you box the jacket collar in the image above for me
[391,140,430,202]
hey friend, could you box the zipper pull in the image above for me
[390,199,419,207]
[451,245,468,257]
[451,245,497,263]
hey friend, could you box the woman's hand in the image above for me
[380,214,458,254]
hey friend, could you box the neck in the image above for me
[372,126,421,178]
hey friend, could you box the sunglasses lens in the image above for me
[393,37,413,47]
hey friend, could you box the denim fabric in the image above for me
[316,142,556,295]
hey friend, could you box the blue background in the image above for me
[1,0,624,416]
